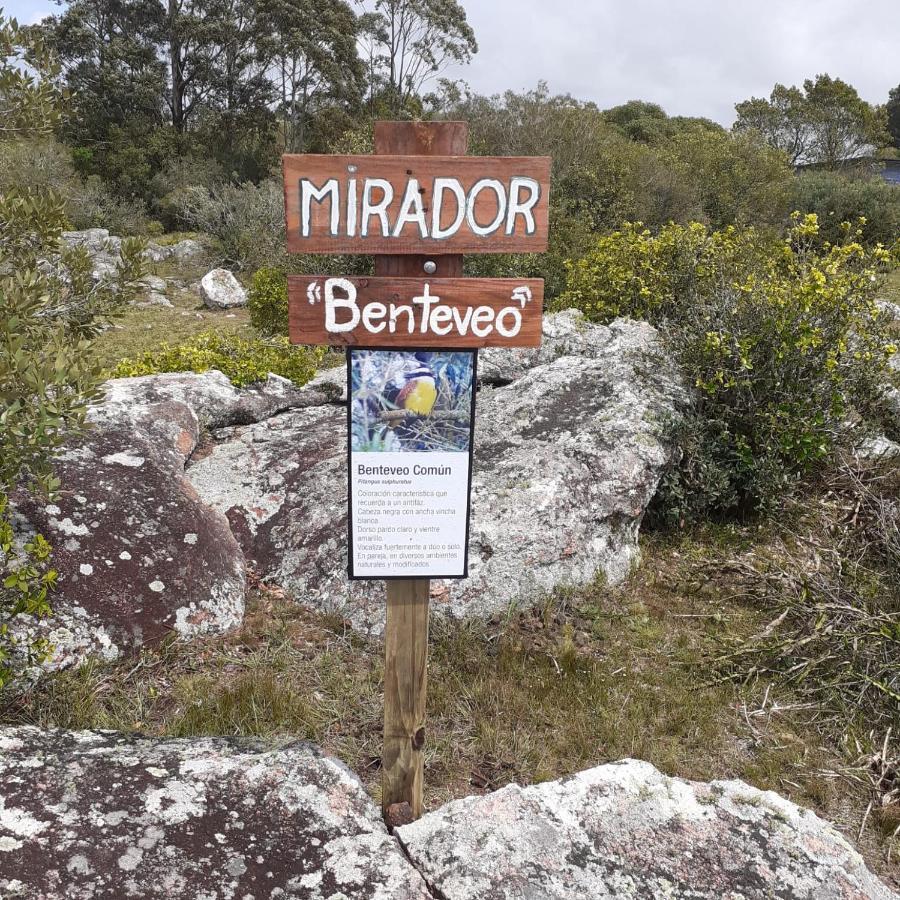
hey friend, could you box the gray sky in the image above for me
[447,0,899,124]
[8,0,898,125]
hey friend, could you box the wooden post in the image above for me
[376,120,468,824]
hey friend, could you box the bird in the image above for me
[392,362,437,416]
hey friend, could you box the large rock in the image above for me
[0,727,432,899]
[4,730,889,900]
[397,759,897,899]
[61,229,207,275]
[8,311,685,671]
[135,274,172,308]
[186,312,686,632]
[199,268,247,309]
[7,371,334,677]
[61,228,121,256]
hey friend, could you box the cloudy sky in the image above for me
[8,0,898,125]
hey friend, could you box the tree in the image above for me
[358,0,477,115]
[0,14,144,687]
[661,127,793,228]
[734,75,888,168]
[166,0,272,132]
[804,75,888,167]
[885,84,900,151]
[604,100,723,145]
[39,0,167,145]
[258,0,364,152]
[734,84,810,165]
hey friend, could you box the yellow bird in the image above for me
[395,365,437,415]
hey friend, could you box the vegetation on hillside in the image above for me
[561,215,899,521]
[0,15,145,687]
[2,0,900,877]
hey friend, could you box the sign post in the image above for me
[376,121,465,825]
[283,121,549,824]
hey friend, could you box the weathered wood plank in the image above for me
[282,153,550,255]
[376,122,468,823]
[382,578,431,820]
[288,276,543,348]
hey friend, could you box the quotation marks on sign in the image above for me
[307,281,322,304]
[511,285,532,307]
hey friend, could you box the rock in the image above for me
[7,371,331,678]
[9,312,684,669]
[61,228,116,255]
[876,299,900,323]
[169,238,205,263]
[140,274,167,293]
[134,274,172,308]
[396,759,896,899]
[142,241,169,264]
[200,268,247,309]
[855,435,900,461]
[0,726,432,900]
[135,292,173,308]
[479,307,608,383]
[60,229,123,281]
[186,313,686,633]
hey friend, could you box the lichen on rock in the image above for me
[0,726,432,899]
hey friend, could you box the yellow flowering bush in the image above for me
[110,332,326,387]
[559,215,899,521]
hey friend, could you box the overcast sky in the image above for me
[8,0,898,125]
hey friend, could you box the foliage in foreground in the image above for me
[0,15,144,689]
[109,332,326,387]
[560,215,899,521]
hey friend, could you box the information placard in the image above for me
[347,348,476,579]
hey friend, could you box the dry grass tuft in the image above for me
[2,526,897,881]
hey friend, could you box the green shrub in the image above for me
[660,128,793,229]
[791,170,900,246]
[248,267,288,336]
[0,138,153,236]
[109,332,326,387]
[172,180,287,271]
[559,215,899,521]
[1,15,145,688]
[149,154,227,230]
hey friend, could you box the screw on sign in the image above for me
[283,121,550,823]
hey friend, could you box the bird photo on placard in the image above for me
[350,350,474,453]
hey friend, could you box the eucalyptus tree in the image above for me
[258,0,364,151]
[358,0,477,115]
[735,75,888,167]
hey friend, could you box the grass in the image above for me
[91,255,255,371]
[3,526,896,882]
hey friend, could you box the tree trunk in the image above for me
[168,0,185,131]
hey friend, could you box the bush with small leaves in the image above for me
[109,332,326,387]
[248,267,289,336]
[0,14,145,688]
[790,169,900,247]
[559,215,899,522]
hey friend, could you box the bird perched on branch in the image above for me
[389,361,438,416]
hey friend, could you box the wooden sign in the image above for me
[284,121,551,826]
[288,276,543,348]
[282,154,551,254]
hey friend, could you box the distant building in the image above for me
[796,157,900,185]
[880,160,900,185]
